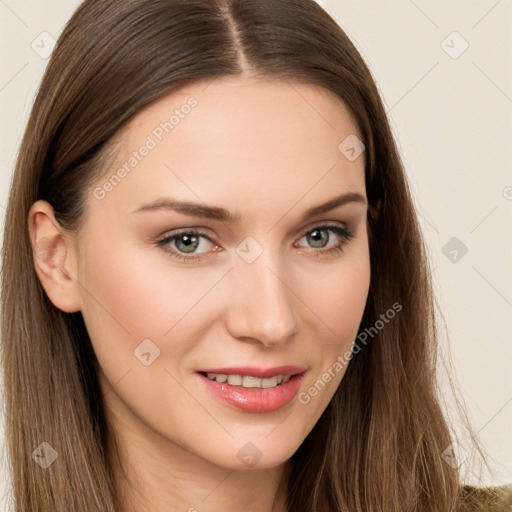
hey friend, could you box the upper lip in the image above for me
[197,365,306,379]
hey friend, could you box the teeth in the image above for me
[204,373,293,389]
[207,372,227,383]
[261,377,278,388]
[242,375,261,388]
[227,374,242,386]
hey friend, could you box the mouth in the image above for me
[195,366,306,413]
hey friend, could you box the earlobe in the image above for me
[27,200,82,313]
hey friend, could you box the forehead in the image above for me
[89,76,366,221]
[125,75,361,146]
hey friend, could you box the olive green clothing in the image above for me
[461,485,512,511]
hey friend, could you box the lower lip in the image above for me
[196,372,304,413]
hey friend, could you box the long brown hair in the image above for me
[1,1,490,510]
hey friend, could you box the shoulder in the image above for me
[460,484,512,511]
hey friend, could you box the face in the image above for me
[70,76,370,470]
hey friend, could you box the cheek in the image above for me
[331,265,369,339]
[76,235,228,372]
[307,244,370,346]
[297,252,370,411]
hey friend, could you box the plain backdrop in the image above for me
[1,0,511,507]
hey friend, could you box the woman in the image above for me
[1,0,509,511]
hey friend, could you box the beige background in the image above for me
[1,0,511,507]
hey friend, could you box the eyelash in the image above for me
[156,224,354,263]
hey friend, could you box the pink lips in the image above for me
[196,365,306,414]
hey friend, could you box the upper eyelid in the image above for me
[299,220,350,234]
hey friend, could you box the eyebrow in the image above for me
[131,192,367,224]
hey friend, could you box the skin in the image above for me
[28,76,371,512]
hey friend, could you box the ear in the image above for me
[27,200,82,313]
[368,199,381,224]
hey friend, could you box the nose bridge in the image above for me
[225,242,297,346]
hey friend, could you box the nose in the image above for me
[224,246,298,348]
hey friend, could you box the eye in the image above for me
[295,224,354,257]
[157,229,217,262]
